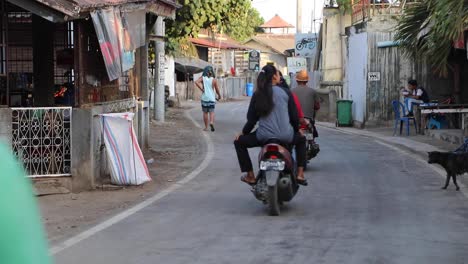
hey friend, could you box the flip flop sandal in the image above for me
[210,124,215,132]
[240,174,256,186]
[297,178,308,186]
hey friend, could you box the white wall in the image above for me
[260,53,288,75]
[347,29,368,124]
[165,56,176,96]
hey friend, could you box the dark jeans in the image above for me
[234,132,306,173]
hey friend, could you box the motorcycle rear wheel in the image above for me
[268,184,280,216]
[296,43,304,51]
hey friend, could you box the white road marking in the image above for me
[50,109,215,255]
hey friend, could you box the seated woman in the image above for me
[234,65,307,186]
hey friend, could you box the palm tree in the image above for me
[395,0,468,76]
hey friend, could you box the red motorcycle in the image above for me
[252,139,300,216]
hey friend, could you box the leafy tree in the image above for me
[164,0,264,56]
[223,1,264,42]
[395,0,468,76]
[335,0,353,14]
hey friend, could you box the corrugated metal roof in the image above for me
[190,37,247,50]
[33,0,179,17]
[174,57,213,74]
[260,15,294,29]
[245,34,295,54]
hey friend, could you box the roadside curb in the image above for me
[316,122,445,161]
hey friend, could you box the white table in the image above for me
[419,105,468,134]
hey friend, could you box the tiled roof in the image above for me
[260,15,294,29]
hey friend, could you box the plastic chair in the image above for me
[392,100,417,136]
[427,115,447,130]
[454,137,468,153]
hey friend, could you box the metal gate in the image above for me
[11,107,72,177]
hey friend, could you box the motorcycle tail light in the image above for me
[266,145,279,152]
[269,155,278,159]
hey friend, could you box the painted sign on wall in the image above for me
[287,57,307,75]
[295,33,317,57]
[248,50,260,71]
[368,72,381,81]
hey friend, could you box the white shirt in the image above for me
[412,88,423,97]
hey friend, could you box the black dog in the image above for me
[428,151,468,191]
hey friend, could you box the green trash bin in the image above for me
[336,100,353,127]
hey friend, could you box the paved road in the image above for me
[55,100,468,264]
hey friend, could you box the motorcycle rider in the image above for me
[291,70,320,138]
[291,70,320,121]
[234,65,308,186]
[278,71,309,129]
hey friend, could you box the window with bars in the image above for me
[0,2,76,107]
[0,1,6,105]
[54,21,75,85]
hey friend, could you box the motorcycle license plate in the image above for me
[305,133,314,140]
[260,160,285,171]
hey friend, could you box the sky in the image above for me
[251,0,325,33]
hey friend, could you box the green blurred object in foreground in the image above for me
[0,144,51,264]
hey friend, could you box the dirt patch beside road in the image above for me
[39,106,205,245]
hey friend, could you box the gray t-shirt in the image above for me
[291,85,319,119]
[256,86,294,144]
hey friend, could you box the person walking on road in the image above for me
[196,66,221,132]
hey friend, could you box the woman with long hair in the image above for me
[234,65,307,186]
[195,66,222,131]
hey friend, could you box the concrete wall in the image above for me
[71,99,139,191]
[137,101,150,149]
[261,53,288,74]
[322,8,352,83]
[175,81,191,101]
[0,108,12,147]
[176,77,248,102]
[315,82,339,122]
[71,108,94,191]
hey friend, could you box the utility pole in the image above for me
[311,0,316,33]
[297,0,302,33]
[154,16,165,122]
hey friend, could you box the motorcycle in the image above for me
[251,139,300,216]
[296,38,316,51]
[302,118,320,164]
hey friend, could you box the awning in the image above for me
[174,57,213,74]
